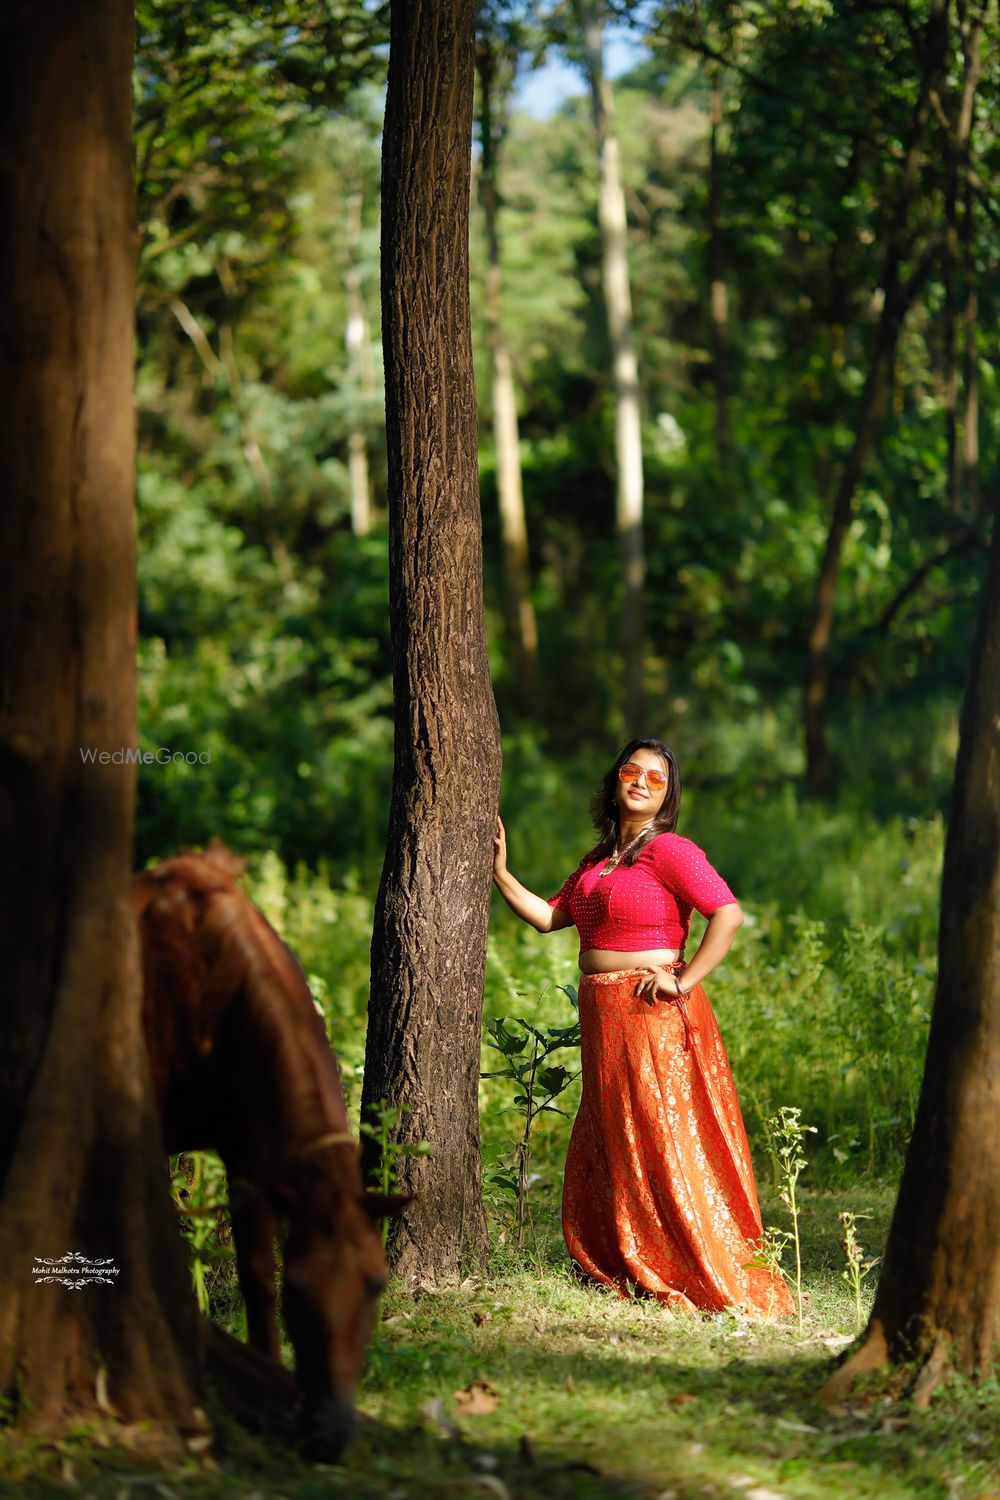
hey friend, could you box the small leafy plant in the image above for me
[482,988,580,1248]
[170,1151,235,1318]
[359,1099,432,1249]
[839,1209,880,1332]
[745,1225,793,1319]
[763,1105,817,1331]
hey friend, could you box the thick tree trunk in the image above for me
[476,34,539,718]
[824,473,1000,1406]
[345,190,374,537]
[578,0,646,730]
[0,0,205,1440]
[707,66,731,469]
[802,0,949,796]
[362,0,502,1285]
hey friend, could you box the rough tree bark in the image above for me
[802,0,949,796]
[0,0,206,1442]
[476,27,539,718]
[577,0,646,730]
[823,471,1000,1407]
[362,0,502,1285]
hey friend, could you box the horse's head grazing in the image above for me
[278,1147,406,1459]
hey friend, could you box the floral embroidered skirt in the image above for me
[562,969,793,1317]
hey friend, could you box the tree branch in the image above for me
[864,532,986,634]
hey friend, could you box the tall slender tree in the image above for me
[345,189,376,537]
[823,460,1000,1405]
[362,0,502,1284]
[575,0,646,729]
[476,4,540,716]
[707,61,731,471]
[802,0,950,795]
[0,0,206,1440]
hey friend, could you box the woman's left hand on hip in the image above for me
[634,967,683,1004]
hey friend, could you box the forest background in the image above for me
[133,0,995,1164]
[118,1,999,1492]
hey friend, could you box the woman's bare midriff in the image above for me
[579,947,681,975]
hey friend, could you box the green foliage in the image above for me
[482,988,581,1247]
[132,0,998,865]
[763,1106,817,1331]
[169,1151,239,1325]
[839,1209,880,1334]
[359,1101,433,1249]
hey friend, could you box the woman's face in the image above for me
[614,747,670,824]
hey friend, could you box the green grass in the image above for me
[1,782,978,1498]
[5,1184,1000,1499]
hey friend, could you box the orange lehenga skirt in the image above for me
[562,968,794,1317]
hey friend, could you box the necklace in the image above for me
[599,826,651,877]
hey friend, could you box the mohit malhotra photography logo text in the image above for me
[79,746,211,766]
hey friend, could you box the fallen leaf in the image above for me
[668,1393,698,1408]
[453,1379,500,1416]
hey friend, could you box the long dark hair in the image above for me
[588,736,682,865]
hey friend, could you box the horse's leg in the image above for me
[227,1173,282,1362]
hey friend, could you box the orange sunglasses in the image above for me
[618,761,668,790]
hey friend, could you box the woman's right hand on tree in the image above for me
[493,814,508,880]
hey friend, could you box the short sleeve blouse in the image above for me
[548,832,736,953]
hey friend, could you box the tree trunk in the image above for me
[961,174,979,517]
[802,0,949,797]
[958,0,983,518]
[476,32,539,718]
[578,0,646,730]
[0,0,205,1441]
[362,0,502,1286]
[943,151,960,510]
[707,65,731,469]
[823,468,1000,1405]
[942,0,982,513]
[345,190,374,538]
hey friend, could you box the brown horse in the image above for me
[131,843,396,1458]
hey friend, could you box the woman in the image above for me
[493,737,792,1317]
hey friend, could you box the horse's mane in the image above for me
[133,842,348,1136]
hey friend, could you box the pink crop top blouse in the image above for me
[547,832,736,954]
